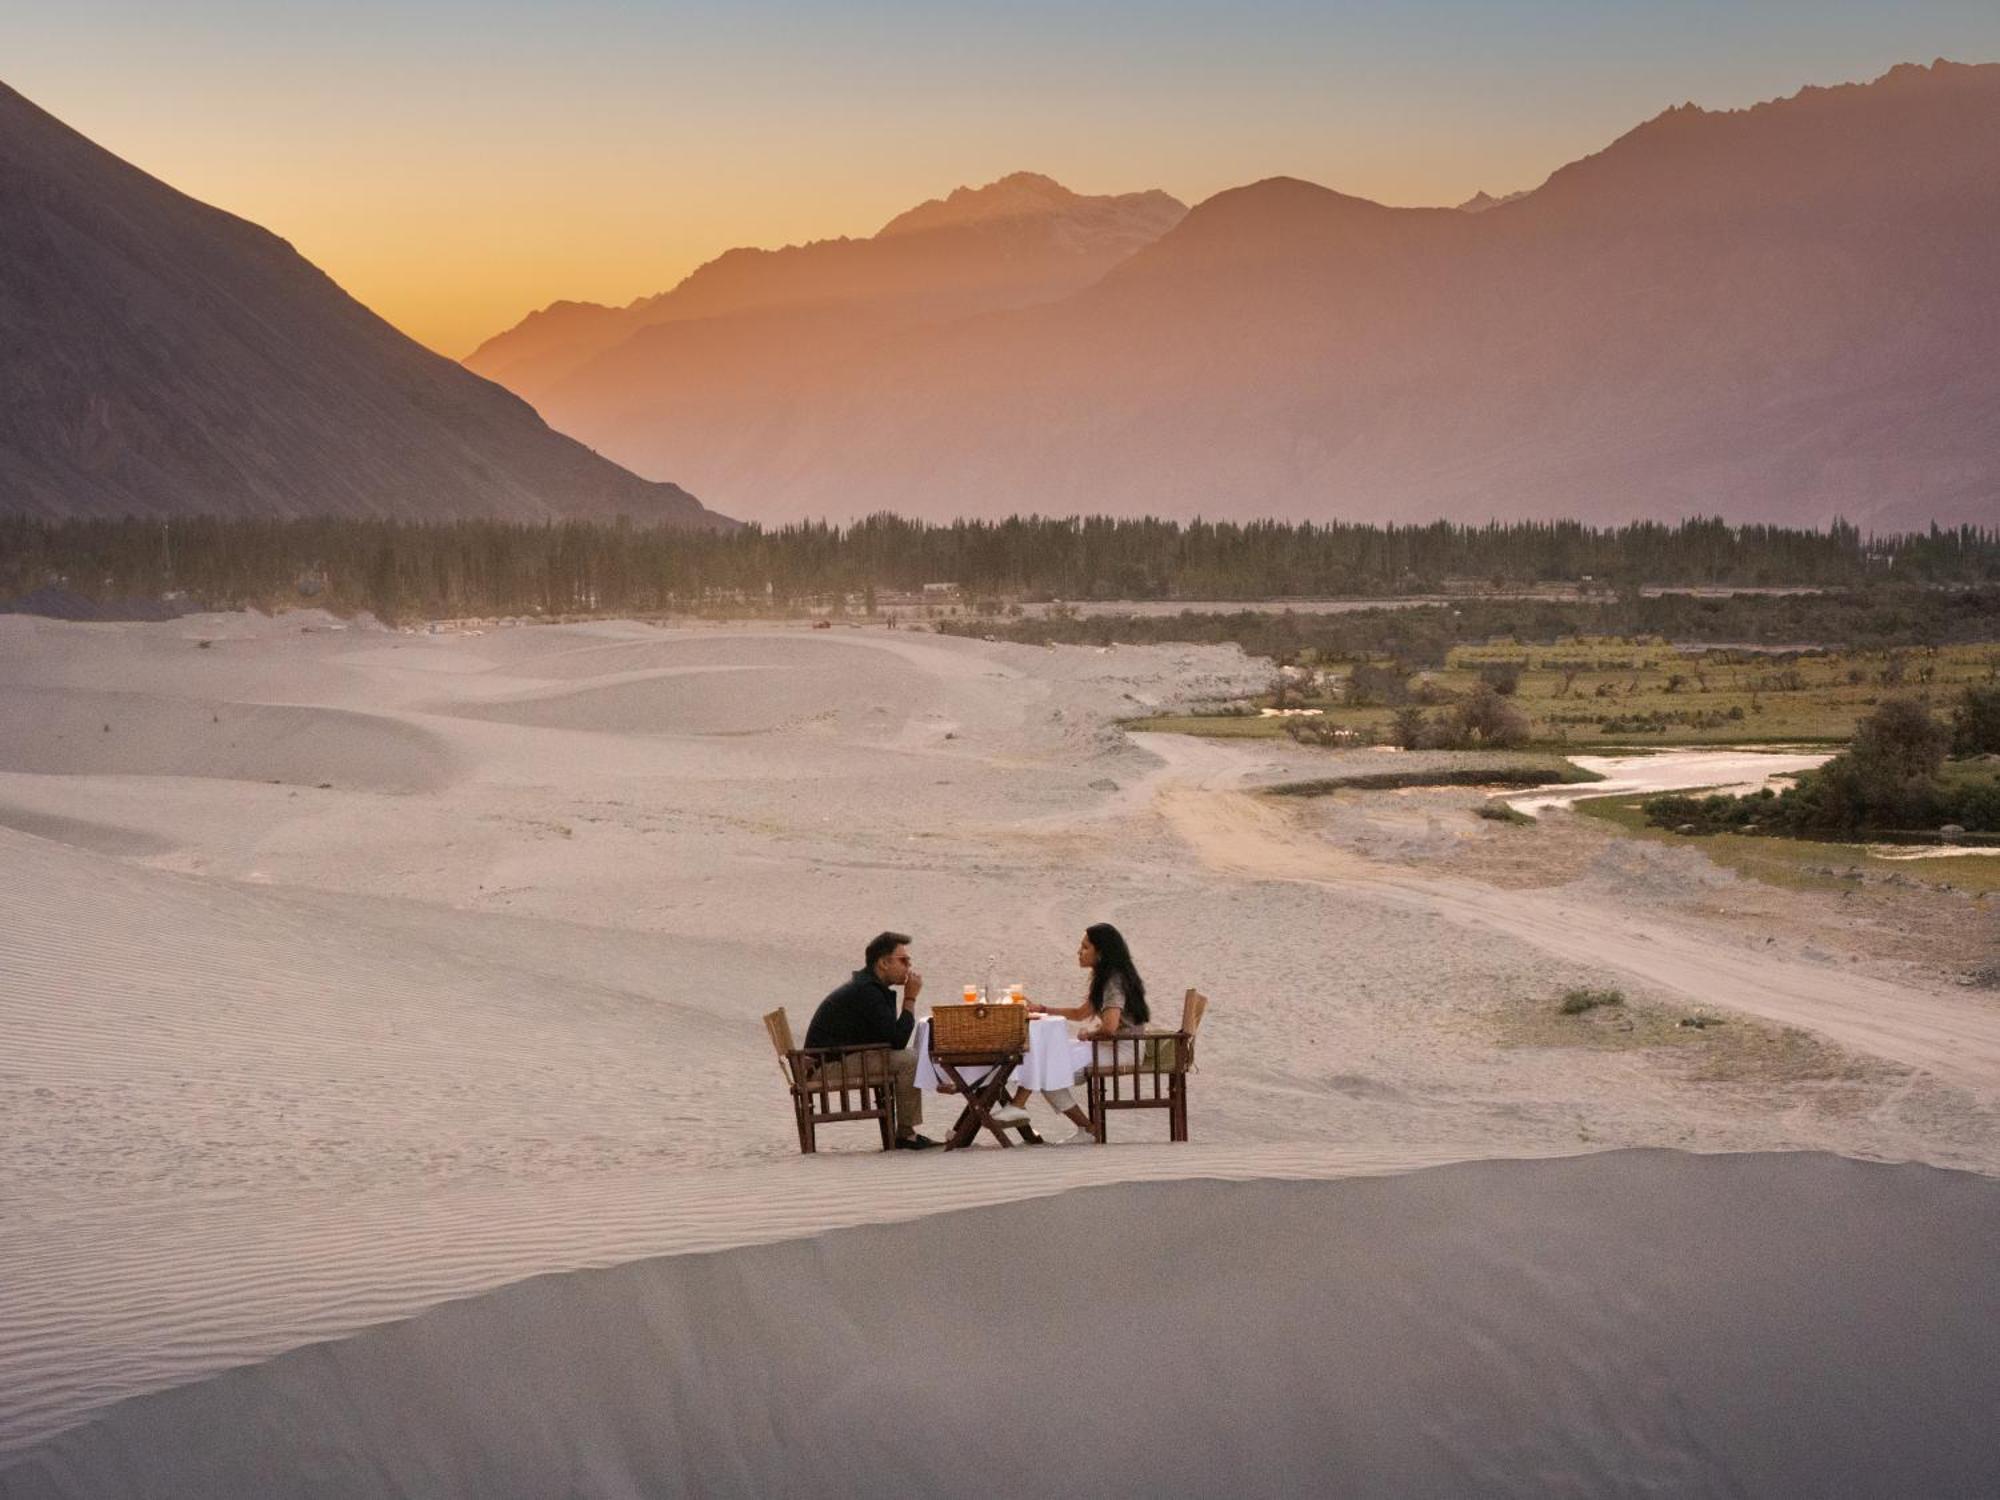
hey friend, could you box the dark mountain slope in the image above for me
[0,83,727,526]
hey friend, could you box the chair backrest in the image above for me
[1180,988,1209,1037]
[763,1008,798,1086]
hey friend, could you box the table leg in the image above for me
[981,1084,1016,1148]
[934,1060,986,1149]
[935,1057,1020,1149]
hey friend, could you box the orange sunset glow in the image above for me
[12,2,2000,354]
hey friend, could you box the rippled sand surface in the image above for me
[2,612,1995,1484]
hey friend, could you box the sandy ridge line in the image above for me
[0,1141,1536,1455]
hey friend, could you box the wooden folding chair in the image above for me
[1086,988,1208,1143]
[764,1007,898,1154]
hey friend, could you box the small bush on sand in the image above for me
[1390,704,1429,749]
[1476,802,1532,824]
[1442,683,1532,749]
[1951,683,2000,756]
[1560,987,1625,1015]
[1346,661,1412,707]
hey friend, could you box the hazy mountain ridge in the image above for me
[876,170,1186,242]
[1455,189,1528,212]
[463,173,1188,418]
[0,83,729,527]
[477,59,2000,529]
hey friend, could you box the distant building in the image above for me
[921,582,960,597]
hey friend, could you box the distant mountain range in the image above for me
[0,83,728,527]
[468,173,1185,396]
[470,60,2000,531]
[463,172,1190,500]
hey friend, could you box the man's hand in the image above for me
[901,969,923,1007]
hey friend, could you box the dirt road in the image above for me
[1136,734,2000,1097]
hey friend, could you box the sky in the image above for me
[9,1,2000,356]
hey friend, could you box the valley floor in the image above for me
[1,613,1995,1463]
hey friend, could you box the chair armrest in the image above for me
[1088,1032,1192,1080]
[792,1042,896,1082]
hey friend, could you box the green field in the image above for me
[1131,640,2000,750]
[1574,790,2000,895]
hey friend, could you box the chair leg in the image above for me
[1170,1077,1188,1142]
[1089,1081,1107,1144]
[795,1100,816,1155]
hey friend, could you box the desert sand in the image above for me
[2,613,1996,1492]
[5,1154,1997,1498]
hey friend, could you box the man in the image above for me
[804,931,942,1150]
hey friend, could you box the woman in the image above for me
[1014,923,1151,1143]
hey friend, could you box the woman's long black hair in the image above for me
[1084,922,1149,1025]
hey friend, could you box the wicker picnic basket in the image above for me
[929,1002,1028,1055]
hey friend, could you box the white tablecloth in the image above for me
[912,1014,1091,1093]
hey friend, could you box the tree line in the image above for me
[2,514,1998,623]
[950,588,2000,665]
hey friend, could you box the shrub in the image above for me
[1477,660,1524,696]
[1390,704,1429,750]
[1560,987,1625,1015]
[1439,683,1531,749]
[1284,718,1368,748]
[1951,684,2000,756]
[1346,661,1411,707]
[1937,776,2000,830]
[1849,696,1950,782]
[1646,695,2000,837]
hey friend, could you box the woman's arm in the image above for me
[1082,1005,1124,1037]
[1029,1000,1092,1021]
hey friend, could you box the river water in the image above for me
[1508,747,1833,816]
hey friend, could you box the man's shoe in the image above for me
[894,1133,942,1151]
[989,1104,1031,1127]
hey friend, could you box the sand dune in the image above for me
[496,633,906,680]
[2,614,1996,1478]
[0,686,457,793]
[4,1153,1996,1498]
[432,660,931,739]
[0,806,173,858]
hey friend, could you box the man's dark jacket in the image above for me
[804,969,914,1052]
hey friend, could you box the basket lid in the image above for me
[930,1002,1028,1051]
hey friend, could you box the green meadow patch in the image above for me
[1136,641,2000,751]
